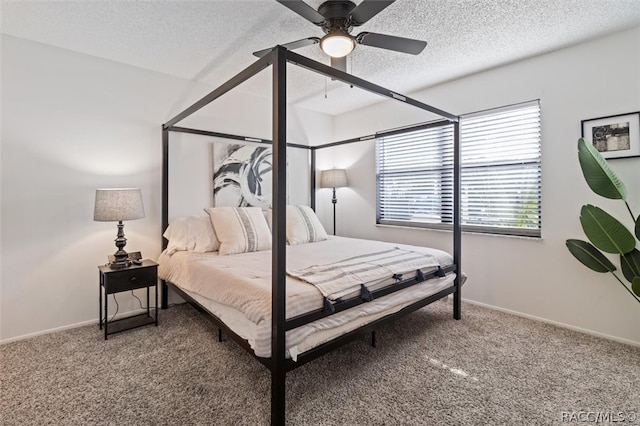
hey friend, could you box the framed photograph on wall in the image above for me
[581,111,640,159]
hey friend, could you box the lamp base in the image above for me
[109,250,131,269]
[109,259,131,270]
[110,221,130,269]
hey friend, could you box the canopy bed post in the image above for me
[159,54,271,311]
[453,120,462,320]
[310,148,316,210]
[162,127,169,243]
[161,126,169,309]
[271,46,288,426]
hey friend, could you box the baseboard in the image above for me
[461,298,640,348]
[4,299,637,347]
[0,308,151,345]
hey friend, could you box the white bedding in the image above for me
[158,236,457,358]
[287,247,440,301]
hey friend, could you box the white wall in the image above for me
[318,27,640,344]
[0,35,331,342]
[3,28,638,344]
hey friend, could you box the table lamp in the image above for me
[94,188,145,269]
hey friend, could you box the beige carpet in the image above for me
[1,300,638,425]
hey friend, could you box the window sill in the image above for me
[374,223,543,241]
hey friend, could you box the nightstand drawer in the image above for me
[103,266,157,294]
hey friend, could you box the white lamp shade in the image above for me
[94,188,145,222]
[320,33,355,58]
[320,169,348,188]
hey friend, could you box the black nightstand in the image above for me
[98,260,158,340]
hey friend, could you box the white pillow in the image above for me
[189,215,220,253]
[163,217,193,251]
[265,209,272,232]
[205,207,272,256]
[163,216,219,253]
[286,205,328,245]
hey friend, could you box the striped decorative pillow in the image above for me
[286,205,328,245]
[205,207,272,256]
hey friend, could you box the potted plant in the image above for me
[566,138,640,304]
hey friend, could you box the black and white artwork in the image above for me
[213,142,273,208]
[591,122,630,152]
[581,112,640,159]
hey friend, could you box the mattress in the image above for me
[158,236,457,359]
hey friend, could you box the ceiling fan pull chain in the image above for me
[349,55,354,89]
[325,76,328,99]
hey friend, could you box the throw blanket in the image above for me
[287,247,440,301]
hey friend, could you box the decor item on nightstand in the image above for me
[320,168,348,235]
[94,188,145,270]
[566,138,640,305]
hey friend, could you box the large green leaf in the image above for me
[577,138,627,200]
[633,277,640,297]
[621,249,640,284]
[566,239,617,272]
[580,205,636,254]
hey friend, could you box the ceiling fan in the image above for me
[253,0,427,72]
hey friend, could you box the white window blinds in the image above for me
[376,100,541,237]
[376,123,455,228]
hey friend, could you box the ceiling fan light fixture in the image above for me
[320,32,355,58]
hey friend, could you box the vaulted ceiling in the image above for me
[3,0,640,115]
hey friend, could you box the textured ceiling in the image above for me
[2,0,640,115]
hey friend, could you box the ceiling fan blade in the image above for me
[276,0,325,24]
[253,37,320,58]
[350,0,395,25]
[331,56,347,72]
[356,32,427,55]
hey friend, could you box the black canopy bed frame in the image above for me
[160,46,461,425]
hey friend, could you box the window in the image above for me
[376,100,541,237]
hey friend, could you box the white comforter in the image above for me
[158,236,457,358]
